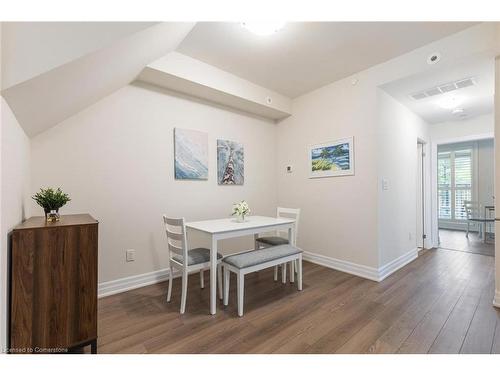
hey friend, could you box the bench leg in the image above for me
[273,266,278,281]
[200,269,204,289]
[217,264,223,300]
[237,272,245,317]
[290,261,295,283]
[223,267,230,306]
[281,263,287,284]
[297,255,303,291]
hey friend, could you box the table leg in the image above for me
[210,236,217,315]
[288,225,295,283]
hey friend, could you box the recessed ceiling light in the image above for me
[438,95,464,109]
[427,52,441,65]
[452,108,465,115]
[241,22,285,36]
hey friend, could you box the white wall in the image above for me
[275,73,380,270]
[0,98,31,351]
[30,83,278,283]
[377,90,431,267]
[477,139,495,207]
[430,113,494,141]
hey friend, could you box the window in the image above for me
[438,148,473,221]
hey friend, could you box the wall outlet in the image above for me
[126,249,135,262]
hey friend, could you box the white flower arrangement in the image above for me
[232,200,250,222]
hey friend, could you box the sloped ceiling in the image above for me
[1,22,195,137]
[1,22,156,90]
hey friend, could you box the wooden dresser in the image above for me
[9,214,98,354]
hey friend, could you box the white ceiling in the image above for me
[381,56,494,124]
[1,22,155,90]
[177,22,478,98]
[2,23,195,136]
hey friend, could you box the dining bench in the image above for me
[222,244,303,316]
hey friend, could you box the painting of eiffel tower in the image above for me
[217,139,244,185]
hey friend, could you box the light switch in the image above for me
[382,178,389,191]
[286,165,293,173]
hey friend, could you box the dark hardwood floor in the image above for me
[97,248,500,353]
[439,229,495,257]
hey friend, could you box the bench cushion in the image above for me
[223,245,301,269]
[255,236,289,246]
[172,248,223,266]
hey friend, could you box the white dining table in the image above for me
[186,215,296,315]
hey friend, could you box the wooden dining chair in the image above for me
[163,215,223,314]
[255,207,301,283]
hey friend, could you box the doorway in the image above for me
[435,138,495,257]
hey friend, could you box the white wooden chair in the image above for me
[163,215,223,314]
[255,207,300,283]
[464,201,483,238]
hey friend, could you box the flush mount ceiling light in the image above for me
[437,95,464,109]
[241,22,285,36]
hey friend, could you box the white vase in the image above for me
[236,214,245,223]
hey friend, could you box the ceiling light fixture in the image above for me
[437,95,464,109]
[241,22,285,36]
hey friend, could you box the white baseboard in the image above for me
[302,251,380,281]
[98,268,180,298]
[99,248,419,298]
[303,248,418,282]
[493,290,500,308]
[377,248,418,281]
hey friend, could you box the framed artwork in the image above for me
[217,139,244,185]
[309,137,354,178]
[174,128,208,180]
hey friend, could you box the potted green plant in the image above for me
[32,187,71,222]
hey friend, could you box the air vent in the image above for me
[425,88,442,96]
[455,78,475,88]
[409,77,476,101]
[438,83,457,93]
[411,92,427,100]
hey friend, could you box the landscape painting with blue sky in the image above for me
[311,142,350,172]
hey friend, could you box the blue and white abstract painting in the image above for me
[174,128,208,180]
[217,139,244,185]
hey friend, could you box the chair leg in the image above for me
[180,269,188,314]
[273,266,278,281]
[237,272,245,317]
[281,263,287,284]
[297,255,303,291]
[223,268,230,306]
[290,261,295,283]
[466,222,470,238]
[217,264,223,300]
[167,265,173,302]
[200,269,204,289]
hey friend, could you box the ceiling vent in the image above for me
[409,77,476,101]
